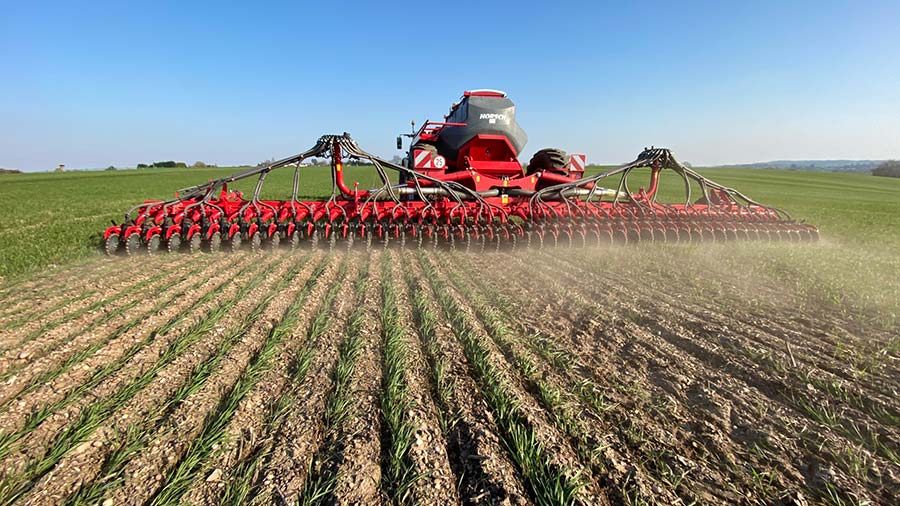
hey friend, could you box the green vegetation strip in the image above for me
[0,257,273,502]
[66,253,318,506]
[417,253,583,506]
[0,259,124,315]
[294,263,370,506]
[378,252,418,504]
[0,259,217,384]
[0,291,95,332]
[0,264,181,353]
[450,263,616,418]
[148,255,349,506]
[435,256,607,471]
[0,256,181,329]
[403,263,459,434]
[0,257,259,426]
[0,258,242,412]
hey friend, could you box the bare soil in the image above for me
[0,244,897,505]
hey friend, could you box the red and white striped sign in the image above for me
[569,154,586,175]
[413,149,446,170]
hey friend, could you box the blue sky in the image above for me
[2,0,899,171]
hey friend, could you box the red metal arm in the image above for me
[332,138,369,200]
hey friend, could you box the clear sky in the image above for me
[2,0,899,171]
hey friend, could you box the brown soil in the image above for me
[186,254,356,505]
[330,250,384,505]
[0,245,896,506]
[388,253,460,505]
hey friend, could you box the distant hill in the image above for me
[719,160,885,173]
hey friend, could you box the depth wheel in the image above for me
[146,235,162,255]
[189,234,202,254]
[167,233,182,253]
[267,233,282,250]
[207,233,222,253]
[229,234,242,252]
[104,235,120,256]
[249,233,262,252]
[124,234,142,256]
[346,232,355,250]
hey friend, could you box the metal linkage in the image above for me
[102,135,817,255]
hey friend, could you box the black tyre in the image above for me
[526,148,568,175]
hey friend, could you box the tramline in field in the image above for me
[102,90,818,254]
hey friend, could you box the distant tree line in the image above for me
[0,168,22,174]
[872,160,900,178]
[136,161,214,169]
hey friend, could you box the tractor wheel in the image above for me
[527,148,568,175]
[104,235,120,256]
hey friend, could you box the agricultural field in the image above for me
[0,166,898,505]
